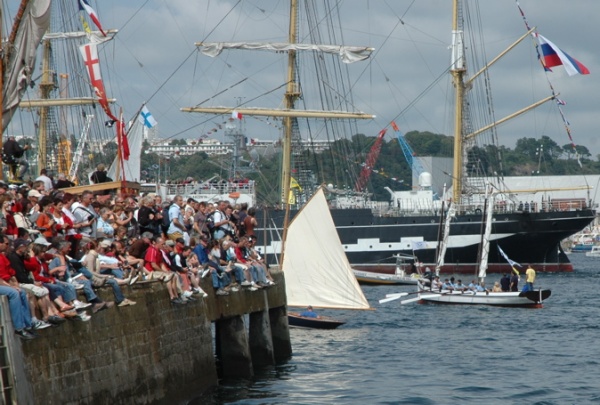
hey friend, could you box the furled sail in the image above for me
[435,203,456,276]
[282,187,370,310]
[107,119,143,182]
[2,0,52,130]
[478,195,495,279]
[200,42,373,64]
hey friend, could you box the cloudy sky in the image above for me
[22,1,600,156]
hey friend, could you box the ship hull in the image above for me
[256,208,595,274]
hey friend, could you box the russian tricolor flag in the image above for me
[538,34,589,76]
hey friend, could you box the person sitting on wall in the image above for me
[54,173,75,189]
[90,164,112,184]
[2,135,30,181]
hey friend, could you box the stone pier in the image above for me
[0,269,291,404]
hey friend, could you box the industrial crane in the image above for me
[391,121,425,179]
[354,128,387,192]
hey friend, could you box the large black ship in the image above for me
[256,203,595,274]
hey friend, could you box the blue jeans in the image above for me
[76,266,124,304]
[100,268,125,279]
[228,266,245,284]
[44,281,76,302]
[211,271,230,289]
[250,264,267,283]
[0,286,33,330]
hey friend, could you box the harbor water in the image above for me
[191,254,600,404]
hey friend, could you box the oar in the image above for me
[400,293,439,305]
[379,290,428,304]
[379,293,408,304]
[385,292,409,298]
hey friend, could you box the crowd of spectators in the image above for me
[0,170,274,340]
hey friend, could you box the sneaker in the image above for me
[215,288,229,296]
[171,297,187,305]
[182,290,193,298]
[76,313,92,322]
[230,286,240,292]
[249,286,259,292]
[74,283,84,290]
[241,281,251,287]
[15,329,36,340]
[32,319,52,330]
[47,315,67,325]
[201,269,211,278]
[92,302,107,314]
[73,300,92,310]
[185,295,197,302]
[129,275,139,285]
[251,282,262,289]
[194,287,208,298]
[267,280,276,286]
[118,299,134,307]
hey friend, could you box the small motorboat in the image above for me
[287,312,346,329]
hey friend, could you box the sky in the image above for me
[9,1,600,157]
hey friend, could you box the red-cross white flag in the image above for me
[79,42,116,121]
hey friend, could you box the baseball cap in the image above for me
[33,236,52,246]
[99,240,112,248]
[13,239,31,249]
[28,190,43,198]
[165,240,176,247]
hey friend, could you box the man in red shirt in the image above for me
[0,235,35,339]
[144,236,182,304]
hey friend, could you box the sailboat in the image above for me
[384,194,551,307]
[283,187,370,328]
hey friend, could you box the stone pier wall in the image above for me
[4,270,288,404]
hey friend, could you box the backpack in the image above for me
[205,211,217,232]
[162,205,172,231]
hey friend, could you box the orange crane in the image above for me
[354,128,387,192]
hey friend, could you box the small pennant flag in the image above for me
[78,0,106,36]
[138,105,158,128]
[498,245,522,268]
[538,34,590,76]
[232,110,242,120]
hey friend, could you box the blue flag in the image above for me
[138,105,157,128]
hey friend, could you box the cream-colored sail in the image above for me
[282,188,370,310]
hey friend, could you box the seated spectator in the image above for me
[144,236,181,305]
[431,276,442,291]
[492,281,502,292]
[0,234,38,339]
[7,238,59,329]
[25,239,82,321]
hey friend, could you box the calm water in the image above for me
[192,254,600,404]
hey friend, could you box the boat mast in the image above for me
[450,0,465,205]
[280,0,300,260]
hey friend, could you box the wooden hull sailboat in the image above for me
[287,312,346,329]
[282,188,371,328]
